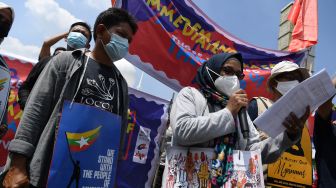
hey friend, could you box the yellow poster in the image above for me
[267,127,312,188]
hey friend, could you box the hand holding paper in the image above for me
[283,106,310,140]
[254,70,336,138]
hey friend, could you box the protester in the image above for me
[170,53,310,186]
[17,22,92,110]
[0,2,14,139]
[249,60,310,137]
[2,8,137,187]
[248,60,311,185]
[313,76,336,187]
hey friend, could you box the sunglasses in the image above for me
[221,66,245,80]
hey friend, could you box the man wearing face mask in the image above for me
[17,22,91,110]
[247,60,311,186]
[248,61,310,144]
[2,8,137,187]
[170,53,309,187]
[0,2,14,139]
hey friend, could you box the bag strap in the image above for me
[258,97,270,109]
[253,97,273,116]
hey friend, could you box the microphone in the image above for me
[238,107,249,139]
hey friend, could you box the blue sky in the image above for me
[0,0,334,101]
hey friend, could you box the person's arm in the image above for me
[38,32,68,60]
[171,87,238,146]
[2,154,29,188]
[247,107,310,164]
[3,55,62,187]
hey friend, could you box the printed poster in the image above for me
[163,147,264,188]
[116,88,169,188]
[48,100,121,188]
[267,127,312,187]
[225,150,264,188]
[162,146,215,188]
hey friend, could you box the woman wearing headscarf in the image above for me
[170,52,309,186]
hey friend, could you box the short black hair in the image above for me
[93,8,138,41]
[53,47,66,55]
[69,21,92,43]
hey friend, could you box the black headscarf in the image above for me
[194,52,243,107]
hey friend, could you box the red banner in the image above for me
[119,0,308,99]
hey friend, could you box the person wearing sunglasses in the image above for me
[170,53,306,186]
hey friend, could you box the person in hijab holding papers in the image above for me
[169,53,310,186]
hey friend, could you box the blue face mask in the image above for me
[67,32,87,49]
[102,31,129,62]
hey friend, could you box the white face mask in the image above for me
[215,75,240,96]
[276,80,299,95]
[206,67,240,96]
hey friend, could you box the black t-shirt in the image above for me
[313,105,336,187]
[18,56,53,109]
[74,56,120,114]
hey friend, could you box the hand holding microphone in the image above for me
[226,89,248,115]
[213,71,250,139]
[226,89,250,139]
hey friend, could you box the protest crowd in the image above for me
[0,1,335,188]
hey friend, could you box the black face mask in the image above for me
[0,14,11,38]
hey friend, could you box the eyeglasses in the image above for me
[221,66,245,80]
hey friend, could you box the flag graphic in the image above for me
[66,126,102,152]
[0,78,8,91]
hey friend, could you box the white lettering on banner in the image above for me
[83,170,93,178]
[82,149,115,188]
[98,155,113,164]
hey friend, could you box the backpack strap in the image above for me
[253,97,273,116]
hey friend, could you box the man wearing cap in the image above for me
[248,60,310,131]
[248,60,311,186]
[0,2,14,139]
